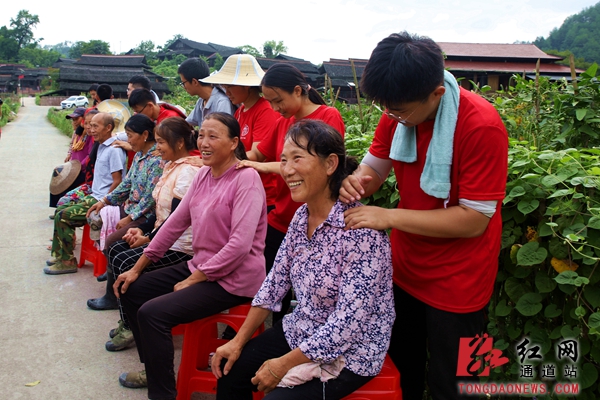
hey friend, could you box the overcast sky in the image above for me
[1,0,598,64]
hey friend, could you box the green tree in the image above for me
[262,40,287,58]
[131,40,157,59]
[45,41,73,58]
[238,45,263,58]
[10,10,40,49]
[69,40,111,59]
[534,3,600,64]
[18,47,60,68]
[0,26,19,61]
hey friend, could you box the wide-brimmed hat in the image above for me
[66,107,87,119]
[49,160,81,195]
[200,54,265,86]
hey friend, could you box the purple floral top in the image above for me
[252,200,395,376]
[106,144,163,220]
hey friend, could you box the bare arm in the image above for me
[344,204,491,238]
[339,164,384,203]
[107,170,123,194]
[246,146,266,162]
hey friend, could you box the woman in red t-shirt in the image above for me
[201,55,280,209]
[238,63,345,323]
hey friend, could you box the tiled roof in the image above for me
[438,43,563,60]
[444,60,578,74]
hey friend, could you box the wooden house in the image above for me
[256,55,321,88]
[439,43,577,91]
[157,39,243,66]
[57,54,170,98]
[0,64,48,94]
[318,58,368,103]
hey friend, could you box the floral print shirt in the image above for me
[252,200,395,376]
[106,144,163,220]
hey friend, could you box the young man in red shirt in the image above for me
[128,88,186,124]
[340,32,508,399]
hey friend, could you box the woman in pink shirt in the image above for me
[113,112,268,399]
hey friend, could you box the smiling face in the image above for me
[280,136,336,204]
[261,86,302,119]
[126,128,147,153]
[155,132,179,162]
[197,118,238,174]
[83,113,95,135]
[89,113,112,143]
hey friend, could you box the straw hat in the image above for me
[201,54,265,86]
[97,99,132,133]
[49,160,82,195]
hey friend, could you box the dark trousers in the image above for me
[120,262,251,400]
[216,321,373,400]
[388,285,486,400]
[107,240,192,330]
[264,224,291,323]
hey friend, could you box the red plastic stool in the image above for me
[342,355,402,399]
[251,355,402,400]
[78,224,107,277]
[175,304,264,400]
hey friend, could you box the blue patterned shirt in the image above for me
[106,144,163,220]
[252,200,395,376]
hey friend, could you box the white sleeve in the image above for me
[361,151,393,182]
[459,199,498,218]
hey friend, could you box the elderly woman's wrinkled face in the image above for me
[280,137,331,204]
[126,128,147,153]
[197,118,237,170]
[83,114,94,134]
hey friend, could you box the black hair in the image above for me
[155,117,197,152]
[96,84,113,101]
[128,75,151,90]
[125,113,156,141]
[360,31,445,106]
[88,83,99,92]
[203,112,247,160]
[261,63,325,106]
[128,88,156,108]
[178,58,211,86]
[285,119,358,199]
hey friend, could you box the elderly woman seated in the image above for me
[212,120,395,400]
[113,112,267,400]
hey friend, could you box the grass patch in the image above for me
[47,108,73,137]
[1,95,21,128]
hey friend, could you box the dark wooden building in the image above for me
[318,58,368,103]
[157,39,243,66]
[439,43,578,91]
[256,55,321,88]
[0,64,49,94]
[57,54,170,98]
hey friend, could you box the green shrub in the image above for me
[0,95,20,128]
[47,108,74,137]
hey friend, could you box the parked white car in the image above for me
[61,96,89,109]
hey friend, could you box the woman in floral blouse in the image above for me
[213,120,395,400]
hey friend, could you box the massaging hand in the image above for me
[339,174,373,203]
[112,140,132,152]
[116,214,133,230]
[235,159,269,174]
[344,205,392,231]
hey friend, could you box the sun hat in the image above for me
[66,107,87,119]
[200,54,265,86]
[49,160,82,195]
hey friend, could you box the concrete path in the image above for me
[0,98,188,400]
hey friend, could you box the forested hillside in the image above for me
[534,2,600,65]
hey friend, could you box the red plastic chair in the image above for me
[341,355,402,399]
[175,304,264,400]
[78,224,107,277]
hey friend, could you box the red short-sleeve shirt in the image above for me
[258,105,345,233]
[370,88,508,313]
[236,97,280,206]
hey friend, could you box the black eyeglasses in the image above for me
[180,80,189,87]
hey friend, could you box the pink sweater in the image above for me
[144,164,267,297]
